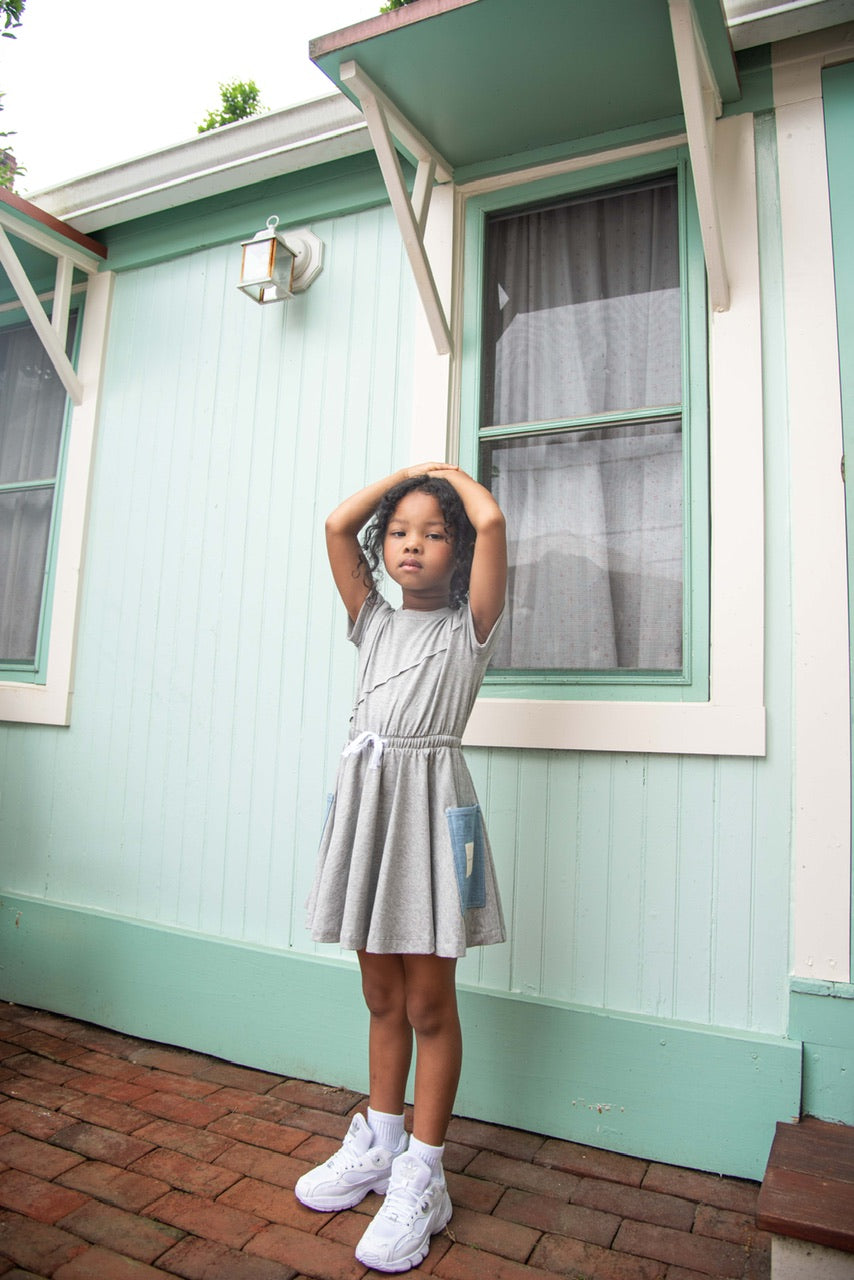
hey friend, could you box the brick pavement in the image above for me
[0,1001,771,1279]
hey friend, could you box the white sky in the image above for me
[0,0,381,196]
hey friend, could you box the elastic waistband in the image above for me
[343,730,460,769]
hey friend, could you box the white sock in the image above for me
[367,1107,406,1151]
[408,1135,444,1174]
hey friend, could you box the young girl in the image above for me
[296,462,507,1272]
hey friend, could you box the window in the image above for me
[0,313,78,677]
[465,153,709,701]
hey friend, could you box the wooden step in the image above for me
[757,1117,854,1254]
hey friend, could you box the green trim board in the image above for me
[0,894,800,1179]
[99,152,394,275]
[789,983,854,1126]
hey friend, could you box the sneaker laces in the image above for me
[378,1156,432,1225]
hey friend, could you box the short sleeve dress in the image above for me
[305,592,506,958]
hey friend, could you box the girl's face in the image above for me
[383,490,455,609]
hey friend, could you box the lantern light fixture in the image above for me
[237,216,324,304]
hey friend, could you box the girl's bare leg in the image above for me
[403,954,461,1147]
[358,951,412,1115]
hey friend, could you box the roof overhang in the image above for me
[311,0,741,352]
[310,0,741,178]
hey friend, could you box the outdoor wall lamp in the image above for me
[237,216,324,303]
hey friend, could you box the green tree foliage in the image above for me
[197,79,264,133]
[0,0,26,190]
[379,0,417,11]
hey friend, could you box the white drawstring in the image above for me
[343,731,386,770]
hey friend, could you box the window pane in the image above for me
[482,420,683,671]
[0,487,53,662]
[0,318,76,484]
[482,180,680,427]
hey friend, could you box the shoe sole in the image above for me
[295,1175,391,1213]
[354,1191,452,1272]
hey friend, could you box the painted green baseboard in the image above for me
[790,982,854,1125]
[0,894,800,1179]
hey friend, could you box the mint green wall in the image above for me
[0,113,799,1175]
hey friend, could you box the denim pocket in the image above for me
[446,804,487,913]
[321,792,335,837]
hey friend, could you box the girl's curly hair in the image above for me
[360,474,476,609]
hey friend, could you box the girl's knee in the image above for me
[405,986,460,1039]
[360,955,406,1019]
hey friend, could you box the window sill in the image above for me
[463,697,766,756]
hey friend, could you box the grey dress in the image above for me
[306,592,506,958]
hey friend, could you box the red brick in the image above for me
[573,1175,697,1230]
[495,1185,620,1247]
[196,1061,286,1094]
[126,1045,213,1076]
[15,1010,75,1035]
[6,1029,88,1063]
[0,1054,83,1086]
[58,1094,151,1134]
[207,1113,309,1156]
[215,1140,309,1189]
[57,1199,185,1262]
[435,1242,558,1280]
[270,1106,351,1142]
[146,1188,265,1248]
[613,1218,749,1275]
[57,1159,170,1211]
[529,1233,667,1280]
[445,1118,546,1162]
[268,1080,363,1115]
[0,1169,88,1223]
[444,1167,504,1213]
[0,1098,78,1141]
[53,1244,169,1279]
[66,1071,154,1104]
[218,1176,331,1232]
[442,1139,480,1173]
[68,1050,151,1082]
[0,1076,81,1110]
[133,1119,233,1163]
[535,1138,648,1187]
[0,1133,83,1179]
[465,1150,579,1200]
[642,1164,760,1215]
[130,1147,240,1197]
[50,1121,154,1167]
[62,1025,144,1058]
[203,1088,297,1124]
[0,1207,88,1273]
[136,1069,223,1099]
[132,1092,231,1127]
[442,1205,538,1262]
[157,1235,299,1279]
[244,1221,366,1280]
[694,1202,773,1251]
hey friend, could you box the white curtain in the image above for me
[0,321,73,663]
[482,181,683,671]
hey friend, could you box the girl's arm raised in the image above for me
[326,464,429,622]
[432,465,507,644]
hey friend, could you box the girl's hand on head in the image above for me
[405,461,461,478]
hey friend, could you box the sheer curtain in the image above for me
[481,180,683,671]
[0,320,74,663]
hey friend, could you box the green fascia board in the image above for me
[310,0,740,173]
[0,893,800,1179]
[97,151,393,274]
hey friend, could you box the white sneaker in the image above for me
[294,1113,407,1211]
[354,1151,452,1273]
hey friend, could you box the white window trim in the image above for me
[412,124,766,756]
[774,30,852,983]
[0,269,114,726]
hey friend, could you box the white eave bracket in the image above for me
[0,198,106,404]
[668,0,731,312]
[341,59,455,355]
